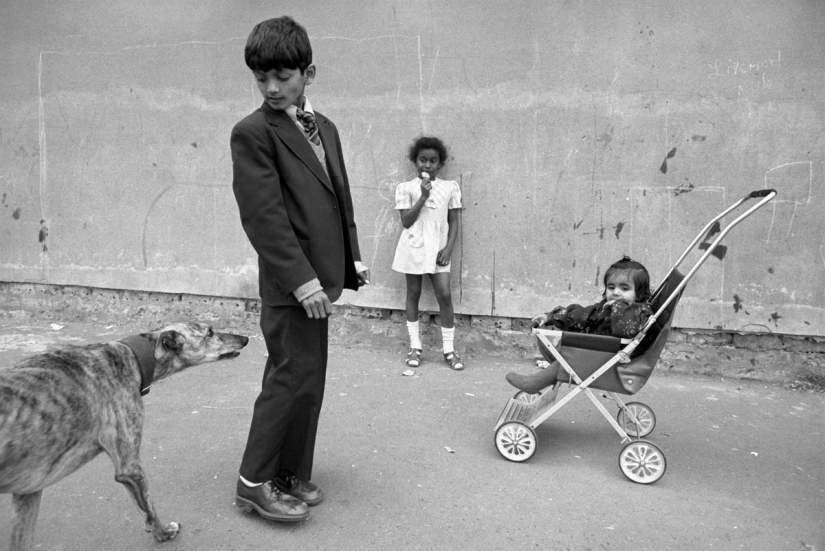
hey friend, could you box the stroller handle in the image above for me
[639,187,777,337]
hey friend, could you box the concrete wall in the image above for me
[1,0,823,336]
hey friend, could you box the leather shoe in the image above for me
[235,478,309,522]
[273,474,325,506]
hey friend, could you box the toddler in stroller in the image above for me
[493,188,777,484]
[506,256,653,394]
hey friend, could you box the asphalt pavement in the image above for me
[0,318,822,551]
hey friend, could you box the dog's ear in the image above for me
[160,330,183,352]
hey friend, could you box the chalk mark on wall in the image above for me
[427,46,441,95]
[370,203,398,274]
[706,51,782,99]
[763,161,813,242]
[141,182,231,268]
[458,173,465,305]
[490,249,496,316]
[37,52,50,276]
[416,36,425,133]
[37,39,248,276]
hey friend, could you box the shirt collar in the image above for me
[286,96,315,122]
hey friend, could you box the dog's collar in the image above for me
[119,335,156,396]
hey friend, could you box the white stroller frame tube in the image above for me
[531,330,634,441]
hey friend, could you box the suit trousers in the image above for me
[239,304,329,483]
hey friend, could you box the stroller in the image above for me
[493,188,777,483]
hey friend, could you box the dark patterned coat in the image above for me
[543,299,653,339]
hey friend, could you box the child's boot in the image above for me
[505,362,560,393]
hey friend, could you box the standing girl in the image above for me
[392,136,464,370]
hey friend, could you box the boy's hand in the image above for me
[357,269,371,287]
[301,290,332,319]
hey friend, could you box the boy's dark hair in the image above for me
[603,256,651,303]
[245,16,312,72]
[407,136,449,165]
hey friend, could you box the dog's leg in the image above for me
[101,431,180,543]
[10,491,43,551]
[112,459,181,542]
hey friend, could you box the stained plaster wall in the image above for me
[1,0,823,336]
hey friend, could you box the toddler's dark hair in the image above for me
[407,136,448,165]
[603,256,651,303]
[245,16,312,72]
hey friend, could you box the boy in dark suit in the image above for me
[231,16,369,522]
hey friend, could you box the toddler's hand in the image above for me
[530,313,548,328]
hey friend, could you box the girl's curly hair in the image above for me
[407,136,448,165]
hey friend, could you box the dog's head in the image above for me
[145,322,249,375]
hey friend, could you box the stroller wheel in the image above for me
[619,440,666,484]
[495,421,537,462]
[617,402,656,437]
[514,391,541,404]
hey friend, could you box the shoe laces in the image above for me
[266,481,287,498]
[279,474,299,489]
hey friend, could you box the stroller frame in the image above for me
[494,188,777,483]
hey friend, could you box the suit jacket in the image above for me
[231,102,362,307]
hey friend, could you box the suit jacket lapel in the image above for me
[316,115,341,189]
[261,104,334,193]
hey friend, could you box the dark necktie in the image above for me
[296,108,321,146]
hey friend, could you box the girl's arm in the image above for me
[399,178,432,229]
[436,208,460,265]
[399,195,427,228]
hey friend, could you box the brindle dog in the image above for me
[0,322,248,551]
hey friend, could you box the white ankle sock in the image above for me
[407,320,421,350]
[240,475,262,487]
[441,326,455,354]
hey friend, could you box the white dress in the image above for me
[391,177,462,274]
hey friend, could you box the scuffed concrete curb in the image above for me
[1,282,823,384]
